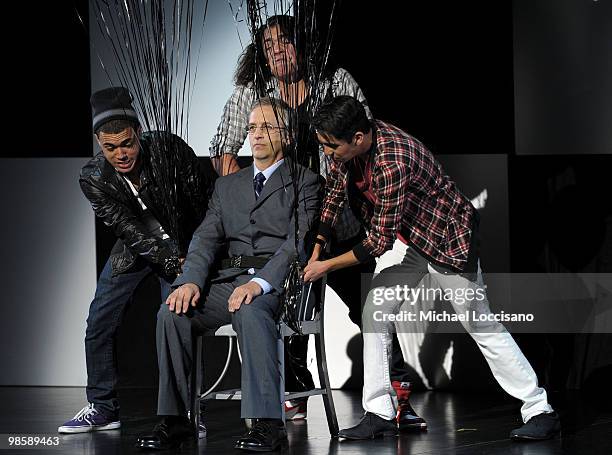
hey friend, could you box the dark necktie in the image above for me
[253,172,266,199]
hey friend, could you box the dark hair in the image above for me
[95,118,140,136]
[313,95,372,143]
[234,15,305,91]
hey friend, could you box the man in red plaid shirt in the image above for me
[303,96,560,441]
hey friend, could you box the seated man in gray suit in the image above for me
[136,97,320,452]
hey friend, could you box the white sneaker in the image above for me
[284,399,307,420]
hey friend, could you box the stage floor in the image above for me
[0,387,610,454]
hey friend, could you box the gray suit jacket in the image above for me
[173,160,321,293]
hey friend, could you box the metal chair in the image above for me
[188,270,339,438]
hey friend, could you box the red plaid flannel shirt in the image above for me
[318,120,476,272]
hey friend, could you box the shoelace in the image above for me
[249,421,273,439]
[153,422,170,437]
[72,403,99,423]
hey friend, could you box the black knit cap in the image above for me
[90,87,139,133]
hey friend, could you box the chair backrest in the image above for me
[280,241,331,337]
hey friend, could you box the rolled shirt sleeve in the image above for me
[318,162,349,240]
[331,68,372,119]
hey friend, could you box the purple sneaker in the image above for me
[58,403,120,434]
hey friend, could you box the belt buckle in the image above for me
[231,256,242,268]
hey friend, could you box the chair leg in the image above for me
[277,330,286,423]
[189,335,203,439]
[315,331,339,437]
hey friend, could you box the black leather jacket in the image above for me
[80,132,210,277]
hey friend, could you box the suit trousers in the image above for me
[156,275,283,419]
[361,239,553,423]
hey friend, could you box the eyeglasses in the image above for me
[246,123,286,135]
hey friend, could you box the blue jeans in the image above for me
[85,257,172,417]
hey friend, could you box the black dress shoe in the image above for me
[136,416,194,450]
[234,419,287,452]
[339,412,398,440]
[510,412,561,441]
[397,401,428,431]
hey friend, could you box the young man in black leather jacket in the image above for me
[58,87,211,435]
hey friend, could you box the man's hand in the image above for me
[166,283,200,314]
[308,234,328,264]
[228,281,262,313]
[303,260,331,283]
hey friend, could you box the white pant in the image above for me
[361,239,553,423]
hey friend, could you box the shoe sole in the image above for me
[234,440,285,452]
[510,432,560,442]
[136,437,197,450]
[234,445,280,452]
[58,422,121,434]
[339,430,398,440]
[136,442,178,450]
[136,441,190,450]
[285,410,307,420]
[399,421,428,431]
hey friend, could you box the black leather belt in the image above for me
[221,255,270,269]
